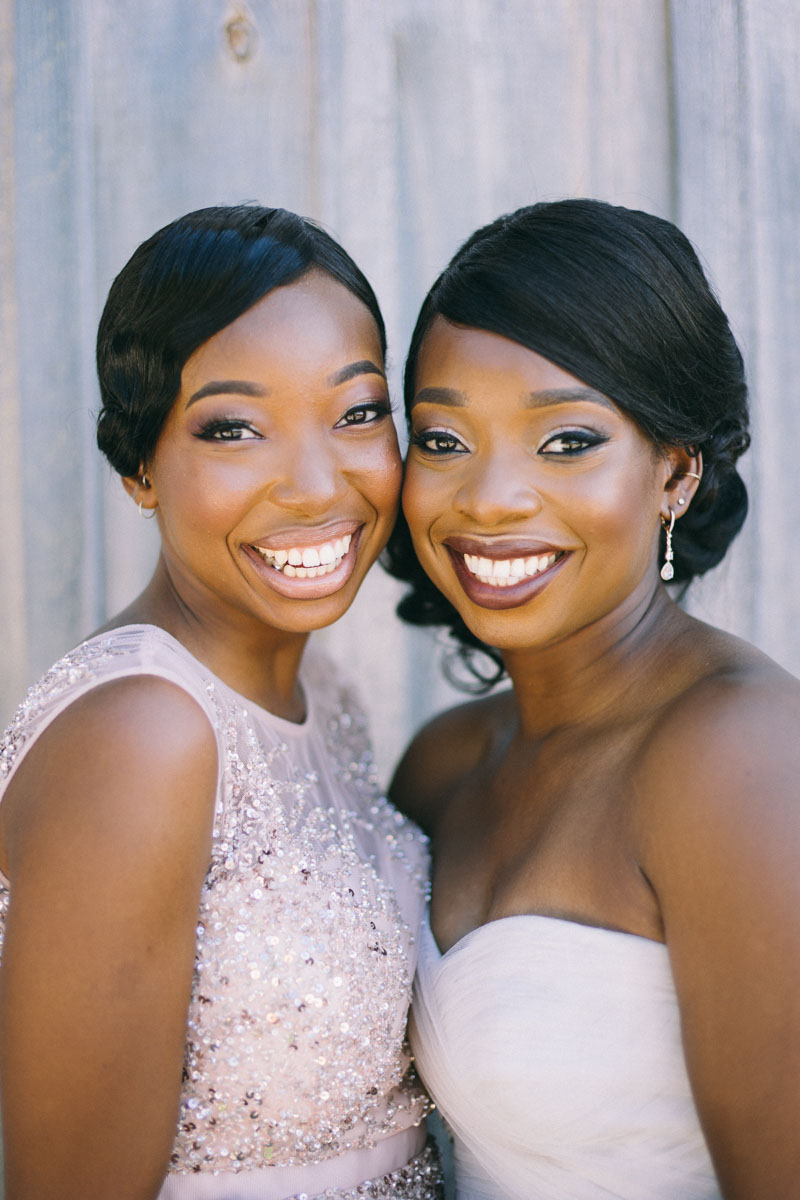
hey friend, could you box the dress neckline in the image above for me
[91,623,316,735]
[425,908,666,963]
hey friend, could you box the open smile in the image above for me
[252,533,352,578]
[243,524,363,599]
[462,550,561,587]
[445,539,568,610]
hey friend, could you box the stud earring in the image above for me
[677,497,686,506]
[660,508,675,581]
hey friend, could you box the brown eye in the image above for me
[539,431,606,455]
[334,402,392,428]
[411,429,466,455]
[194,419,262,442]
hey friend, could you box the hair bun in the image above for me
[673,466,749,581]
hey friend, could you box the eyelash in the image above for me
[409,428,466,455]
[539,430,608,455]
[334,400,394,428]
[194,400,393,442]
[194,418,260,442]
[409,427,608,457]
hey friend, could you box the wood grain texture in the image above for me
[8,0,103,685]
[2,0,798,776]
[672,0,800,674]
[0,0,28,712]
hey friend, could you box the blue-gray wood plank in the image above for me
[2,2,800,1192]
[2,0,798,799]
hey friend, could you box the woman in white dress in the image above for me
[386,199,800,1198]
[0,205,442,1200]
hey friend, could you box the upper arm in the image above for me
[390,698,494,834]
[639,676,800,1198]
[0,676,218,1200]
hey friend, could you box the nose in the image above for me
[453,448,542,526]
[266,435,347,516]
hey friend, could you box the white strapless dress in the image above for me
[411,912,722,1199]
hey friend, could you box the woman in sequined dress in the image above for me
[0,206,442,1200]
[385,199,800,1198]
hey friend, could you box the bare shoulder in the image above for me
[634,635,800,893]
[0,678,219,1195]
[1,674,218,878]
[631,636,800,1191]
[390,688,512,833]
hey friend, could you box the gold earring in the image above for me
[660,508,675,581]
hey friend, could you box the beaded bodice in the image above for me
[0,625,432,1181]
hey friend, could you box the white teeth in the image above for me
[253,532,354,578]
[462,550,560,586]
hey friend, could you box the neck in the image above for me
[501,581,688,740]
[106,557,310,722]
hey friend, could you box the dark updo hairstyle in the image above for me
[96,204,386,476]
[384,198,750,689]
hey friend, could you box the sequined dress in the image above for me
[0,625,442,1200]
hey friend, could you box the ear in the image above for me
[661,447,703,521]
[122,464,159,516]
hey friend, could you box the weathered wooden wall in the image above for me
[2,0,799,780]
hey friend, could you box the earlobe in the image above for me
[664,448,703,517]
[123,466,159,520]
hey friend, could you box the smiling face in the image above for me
[402,317,675,653]
[137,269,400,637]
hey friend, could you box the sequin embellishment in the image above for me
[0,628,432,1188]
[0,640,122,781]
[286,1141,443,1199]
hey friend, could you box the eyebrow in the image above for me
[185,360,385,408]
[411,384,615,411]
[327,359,386,387]
[186,380,267,408]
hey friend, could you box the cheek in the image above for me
[562,453,661,531]
[569,467,663,579]
[401,463,443,532]
[157,456,259,531]
[353,436,403,516]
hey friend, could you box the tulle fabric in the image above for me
[410,913,722,1199]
